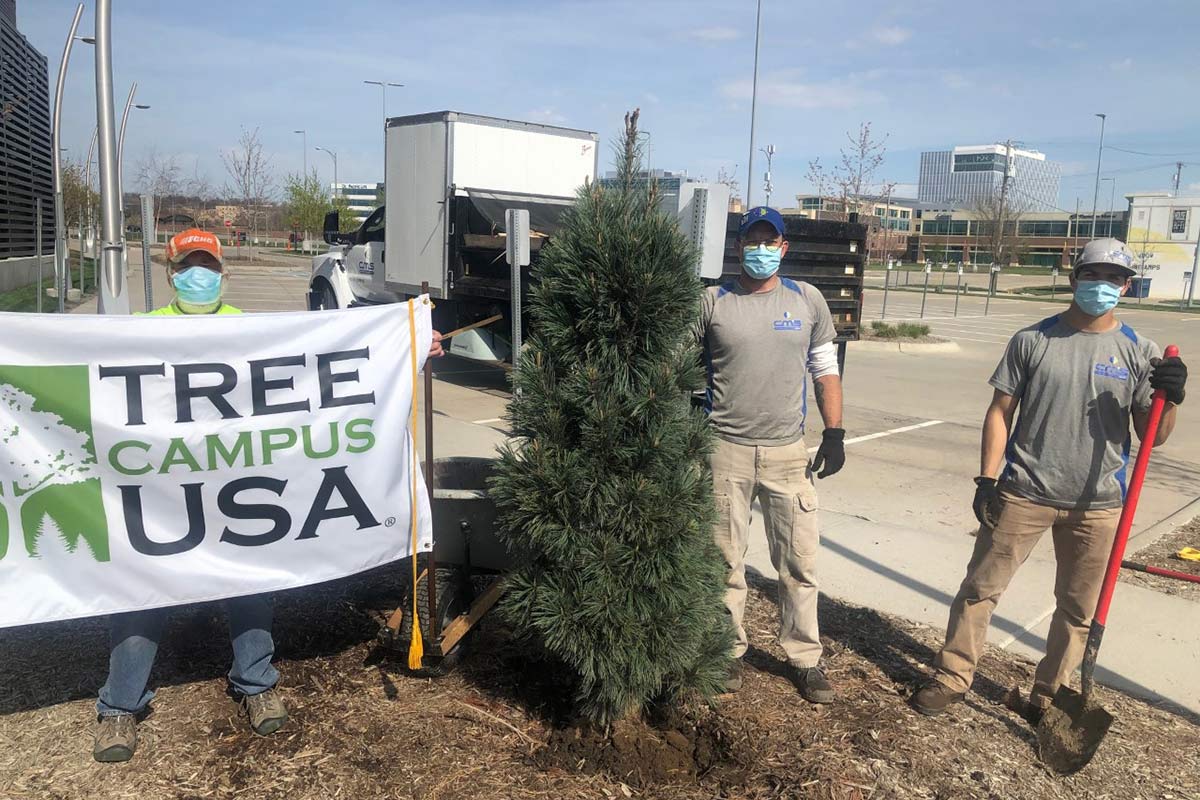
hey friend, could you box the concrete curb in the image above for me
[849,339,962,354]
[1127,492,1200,549]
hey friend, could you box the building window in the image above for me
[1172,209,1188,235]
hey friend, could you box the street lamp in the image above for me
[745,0,763,207]
[315,146,338,200]
[363,80,404,121]
[293,130,307,178]
[51,3,85,311]
[1091,113,1106,240]
[116,84,149,247]
[1102,177,1116,237]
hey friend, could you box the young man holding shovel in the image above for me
[912,238,1187,720]
[698,207,846,703]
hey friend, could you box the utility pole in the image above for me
[761,144,775,207]
[745,0,763,208]
[94,0,128,314]
[1091,113,1106,240]
[996,140,1014,266]
[363,80,404,121]
[1174,162,1184,197]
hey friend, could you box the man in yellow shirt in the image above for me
[94,229,282,762]
[143,228,240,315]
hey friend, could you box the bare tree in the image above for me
[833,122,888,218]
[186,159,213,220]
[135,147,181,239]
[805,158,835,220]
[221,126,275,261]
[969,190,1030,267]
[716,165,741,211]
[868,181,900,265]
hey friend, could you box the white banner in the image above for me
[0,300,433,628]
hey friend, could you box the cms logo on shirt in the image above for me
[773,311,803,331]
[1093,356,1130,382]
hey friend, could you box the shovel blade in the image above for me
[1036,685,1114,775]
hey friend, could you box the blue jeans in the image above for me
[97,594,279,716]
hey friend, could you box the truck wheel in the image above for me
[312,280,338,310]
[389,556,471,677]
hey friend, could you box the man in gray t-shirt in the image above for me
[698,206,846,705]
[913,238,1188,720]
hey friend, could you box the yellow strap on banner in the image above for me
[406,298,424,669]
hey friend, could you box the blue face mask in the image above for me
[172,266,223,306]
[743,244,782,280]
[1074,279,1122,316]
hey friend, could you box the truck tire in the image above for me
[312,279,338,310]
[390,555,471,677]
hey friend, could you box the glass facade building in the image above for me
[918,145,1061,211]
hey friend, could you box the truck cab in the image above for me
[308,206,399,311]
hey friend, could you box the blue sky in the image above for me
[17,0,1200,212]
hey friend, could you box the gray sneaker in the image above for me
[241,688,288,735]
[722,659,744,693]
[788,664,835,704]
[93,713,137,763]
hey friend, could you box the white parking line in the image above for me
[472,417,505,425]
[844,420,945,445]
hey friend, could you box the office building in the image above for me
[333,182,383,223]
[0,0,54,290]
[918,144,1061,211]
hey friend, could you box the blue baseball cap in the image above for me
[738,206,785,238]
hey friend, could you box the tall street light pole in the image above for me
[1102,177,1116,237]
[94,0,127,314]
[52,3,86,310]
[294,129,307,178]
[1091,112,1106,240]
[745,0,763,208]
[316,146,338,199]
[363,80,404,121]
[117,85,150,253]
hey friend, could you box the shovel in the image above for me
[1037,344,1179,775]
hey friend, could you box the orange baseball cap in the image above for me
[166,228,224,266]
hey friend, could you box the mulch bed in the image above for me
[1,569,1198,800]
[1123,517,1200,601]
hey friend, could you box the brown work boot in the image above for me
[240,688,288,735]
[722,660,744,693]
[912,680,965,716]
[93,713,137,763]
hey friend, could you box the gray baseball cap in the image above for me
[1073,237,1136,277]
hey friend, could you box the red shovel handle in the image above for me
[1092,344,1179,628]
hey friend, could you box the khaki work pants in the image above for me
[711,437,822,668]
[934,489,1121,707]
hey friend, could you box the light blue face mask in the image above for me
[1074,279,1122,316]
[742,244,782,280]
[172,266,223,306]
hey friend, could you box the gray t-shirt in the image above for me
[698,278,837,447]
[991,315,1160,510]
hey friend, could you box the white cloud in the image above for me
[644,92,662,105]
[720,75,883,109]
[942,72,971,90]
[684,26,740,42]
[1111,57,1134,70]
[870,26,912,46]
[524,108,568,124]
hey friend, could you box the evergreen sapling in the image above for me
[489,110,733,725]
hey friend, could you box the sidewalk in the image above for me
[743,497,1200,717]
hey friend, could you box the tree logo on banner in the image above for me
[0,366,109,562]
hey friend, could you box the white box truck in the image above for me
[309,111,599,359]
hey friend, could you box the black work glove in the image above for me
[973,477,1002,529]
[811,428,845,479]
[1149,356,1187,405]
